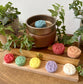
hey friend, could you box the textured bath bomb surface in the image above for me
[45,61,58,73]
[15,56,26,66]
[35,20,46,28]
[63,63,76,75]
[4,53,14,63]
[67,46,81,58]
[52,43,65,55]
[29,57,41,69]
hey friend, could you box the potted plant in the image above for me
[26,15,56,48]
[0,2,21,35]
[3,23,34,52]
[69,0,83,76]
[0,2,34,52]
[0,25,13,47]
[48,3,72,45]
[68,0,83,47]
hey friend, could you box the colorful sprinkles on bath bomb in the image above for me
[4,53,15,63]
[15,56,26,66]
[45,61,58,73]
[29,57,41,69]
[35,20,46,28]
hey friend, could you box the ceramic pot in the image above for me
[26,15,56,48]
[26,29,56,48]
[26,15,56,35]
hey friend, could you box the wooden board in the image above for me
[3,48,80,66]
[3,58,79,82]
[2,48,80,82]
[1,41,83,84]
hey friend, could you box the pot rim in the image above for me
[26,14,56,30]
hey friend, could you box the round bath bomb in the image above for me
[52,43,65,55]
[45,61,58,73]
[15,56,26,66]
[67,46,81,58]
[29,57,41,68]
[4,53,14,63]
[35,20,46,28]
[63,63,76,75]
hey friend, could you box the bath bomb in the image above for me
[29,57,41,69]
[15,56,26,66]
[45,61,58,73]
[67,46,81,58]
[4,53,14,63]
[52,43,65,55]
[63,63,76,75]
[35,20,46,28]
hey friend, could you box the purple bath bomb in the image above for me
[45,61,58,73]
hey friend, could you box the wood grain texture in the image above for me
[3,48,80,66]
[3,58,79,82]
[0,46,83,84]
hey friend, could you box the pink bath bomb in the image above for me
[52,43,65,55]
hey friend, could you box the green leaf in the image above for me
[0,15,2,19]
[69,4,73,9]
[81,34,83,41]
[80,71,83,76]
[14,42,16,48]
[61,8,65,14]
[27,41,33,50]
[0,2,21,25]
[48,9,58,16]
[3,40,12,51]
[5,26,14,32]
[0,41,3,48]
[52,4,59,11]
[69,0,83,17]
[2,17,9,25]
[77,65,82,72]
[77,26,83,32]
[48,9,54,13]
[56,20,62,26]
[0,30,5,35]
[48,3,66,43]
[74,10,79,16]
[63,35,72,45]
[61,25,66,31]
[79,1,83,6]
[55,3,60,7]
[59,12,64,23]
[28,35,34,41]
[68,26,83,44]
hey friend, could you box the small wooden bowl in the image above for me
[26,15,56,35]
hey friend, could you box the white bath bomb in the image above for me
[63,63,76,75]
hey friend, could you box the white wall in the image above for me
[0,0,81,34]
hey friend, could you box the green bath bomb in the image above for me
[15,56,26,66]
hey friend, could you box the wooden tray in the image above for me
[3,48,80,82]
[3,59,79,82]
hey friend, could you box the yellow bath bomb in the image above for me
[29,57,41,68]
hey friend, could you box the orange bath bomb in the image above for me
[67,46,81,58]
